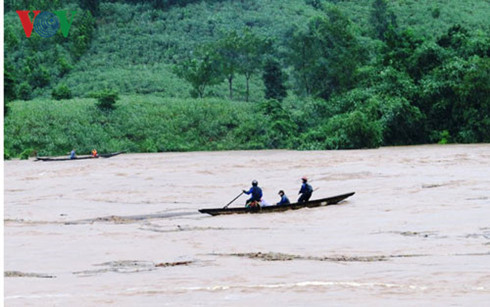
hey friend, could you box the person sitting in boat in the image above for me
[243,180,263,207]
[277,190,290,205]
[298,176,313,203]
[69,149,76,159]
[91,149,98,157]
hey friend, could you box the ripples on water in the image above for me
[4,145,490,305]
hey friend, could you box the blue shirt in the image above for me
[244,186,262,201]
[277,195,290,205]
[70,150,76,159]
[299,183,312,194]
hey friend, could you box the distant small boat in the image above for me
[35,152,123,162]
[199,192,355,216]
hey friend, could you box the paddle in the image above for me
[223,191,244,209]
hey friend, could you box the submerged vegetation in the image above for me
[4,0,490,157]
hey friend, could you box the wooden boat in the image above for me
[199,192,355,216]
[35,152,123,161]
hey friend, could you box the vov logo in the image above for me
[16,10,77,38]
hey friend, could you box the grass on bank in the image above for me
[4,95,282,157]
[5,93,421,158]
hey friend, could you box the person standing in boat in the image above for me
[276,190,290,205]
[69,149,76,159]
[298,176,313,202]
[243,180,263,207]
[91,149,98,157]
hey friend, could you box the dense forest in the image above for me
[4,0,490,157]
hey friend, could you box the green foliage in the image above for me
[29,65,51,89]
[3,0,490,152]
[384,27,423,71]
[17,82,33,101]
[174,52,222,98]
[92,89,119,110]
[263,59,288,102]
[289,6,367,99]
[260,99,297,148]
[57,56,73,77]
[370,0,397,40]
[237,30,272,101]
[437,130,451,144]
[121,0,203,10]
[4,149,12,160]
[431,7,441,19]
[286,96,342,135]
[4,64,17,105]
[304,111,383,150]
[305,0,323,10]
[3,2,96,100]
[175,28,271,100]
[71,11,96,59]
[420,55,490,143]
[4,96,274,155]
[375,96,425,145]
[5,0,61,11]
[213,31,242,100]
[325,111,383,149]
[52,84,73,100]
[80,0,100,16]
[437,24,468,51]
[407,42,446,81]
[19,148,35,160]
[4,101,10,117]
[4,25,19,49]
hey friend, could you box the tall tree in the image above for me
[370,0,396,41]
[289,7,366,99]
[174,51,222,98]
[214,31,241,100]
[288,26,315,96]
[263,59,287,102]
[238,30,270,101]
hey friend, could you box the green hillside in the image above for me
[4,0,490,157]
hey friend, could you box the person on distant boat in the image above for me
[243,180,263,207]
[91,149,98,157]
[69,149,76,159]
[277,190,290,205]
[298,176,313,203]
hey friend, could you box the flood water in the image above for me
[4,145,490,306]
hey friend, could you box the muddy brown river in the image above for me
[4,145,490,306]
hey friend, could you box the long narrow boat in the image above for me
[199,192,355,216]
[35,152,124,162]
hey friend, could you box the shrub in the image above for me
[438,130,451,144]
[432,7,441,19]
[4,149,11,160]
[52,84,73,100]
[19,148,36,160]
[141,138,158,152]
[323,111,383,149]
[263,59,288,102]
[375,96,426,145]
[260,99,297,148]
[92,89,119,110]
[17,82,33,100]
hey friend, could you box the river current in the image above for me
[4,145,490,306]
